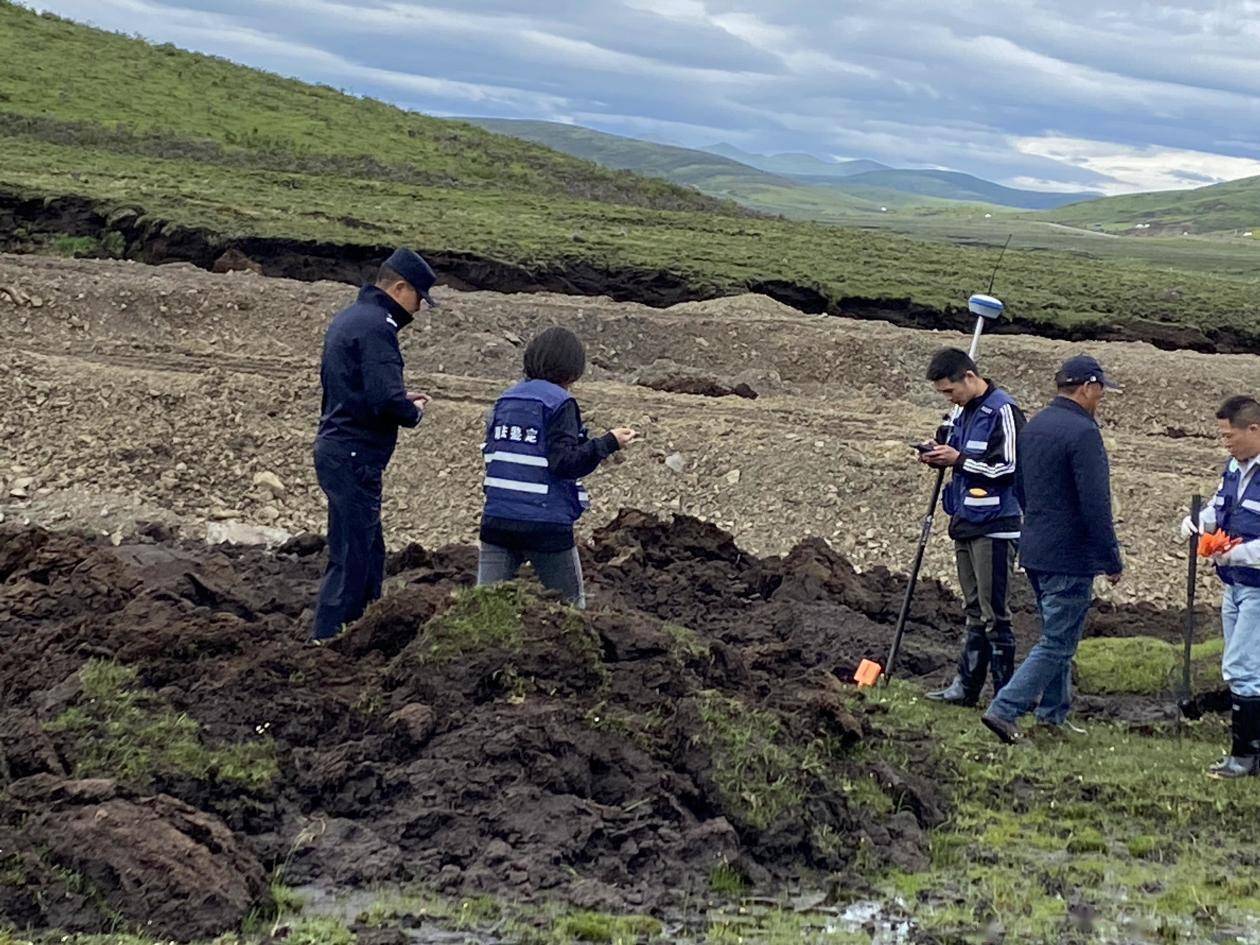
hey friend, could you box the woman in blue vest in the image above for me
[478,327,637,606]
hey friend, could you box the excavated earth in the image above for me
[0,253,1246,939]
[0,510,1199,940]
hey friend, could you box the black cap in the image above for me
[1055,354,1121,392]
[384,248,439,307]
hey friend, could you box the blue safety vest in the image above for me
[941,388,1022,527]
[1213,458,1260,587]
[482,379,590,526]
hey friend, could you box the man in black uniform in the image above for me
[311,248,438,643]
[920,348,1027,706]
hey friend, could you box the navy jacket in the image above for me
[316,285,421,463]
[1018,396,1123,577]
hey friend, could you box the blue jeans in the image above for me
[987,571,1095,725]
[1222,584,1260,697]
[477,542,586,608]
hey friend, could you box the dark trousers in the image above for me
[312,440,386,641]
[952,535,1018,697]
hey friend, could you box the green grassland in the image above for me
[1047,175,1260,235]
[2,1,1260,349]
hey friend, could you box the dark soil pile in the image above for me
[0,512,1181,940]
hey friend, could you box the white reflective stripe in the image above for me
[1243,499,1260,514]
[484,451,548,467]
[484,477,549,495]
[987,531,1021,539]
[385,315,398,328]
[963,495,1001,507]
[965,440,988,451]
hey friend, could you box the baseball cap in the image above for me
[384,247,439,307]
[1055,354,1121,392]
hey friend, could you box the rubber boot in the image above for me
[989,641,1016,698]
[1208,694,1260,779]
[927,630,990,706]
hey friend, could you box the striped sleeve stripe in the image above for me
[961,403,1017,478]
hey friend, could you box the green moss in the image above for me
[662,623,710,662]
[0,854,26,887]
[285,917,356,945]
[551,912,662,943]
[419,584,529,663]
[357,890,451,927]
[1127,834,1163,859]
[1064,826,1109,854]
[1075,636,1223,695]
[708,862,748,897]
[43,659,277,790]
[693,691,807,831]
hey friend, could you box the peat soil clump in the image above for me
[0,511,1188,939]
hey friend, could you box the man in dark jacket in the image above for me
[982,354,1124,742]
[920,348,1026,706]
[310,248,438,643]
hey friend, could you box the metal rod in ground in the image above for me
[1180,494,1202,715]
[884,467,946,680]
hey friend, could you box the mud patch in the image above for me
[0,514,1190,938]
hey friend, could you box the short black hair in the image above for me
[376,263,404,288]
[524,327,586,386]
[926,348,977,383]
[1217,395,1260,428]
[1056,382,1084,394]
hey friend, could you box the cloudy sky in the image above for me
[30,0,1260,194]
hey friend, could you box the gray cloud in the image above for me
[29,0,1260,192]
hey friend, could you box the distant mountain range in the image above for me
[461,119,1102,214]
[702,143,889,179]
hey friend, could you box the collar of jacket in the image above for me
[1049,395,1098,425]
[358,284,414,331]
[962,380,997,414]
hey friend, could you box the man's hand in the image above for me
[1213,545,1244,567]
[922,444,960,468]
[406,391,431,409]
[611,427,638,449]
[1106,572,1123,586]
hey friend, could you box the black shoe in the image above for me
[990,640,1016,697]
[981,710,1021,744]
[926,676,978,706]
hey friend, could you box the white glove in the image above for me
[1179,515,1201,541]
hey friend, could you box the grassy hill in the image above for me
[827,169,1099,210]
[461,118,897,219]
[1046,176,1260,235]
[2,1,1260,352]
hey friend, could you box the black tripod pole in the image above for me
[884,466,947,680]
[1179,494,1202,718]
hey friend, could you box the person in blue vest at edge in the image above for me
[981,354,1124,743]
[310,248,439,644]
[1178,395,1260,778]
[478,327,637,607]
[918,347,1026,707]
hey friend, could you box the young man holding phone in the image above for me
[919,348,1027,707]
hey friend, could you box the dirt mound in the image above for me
[0,511,1201,939]
[0,514,962,938]
[2,775,266,938]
